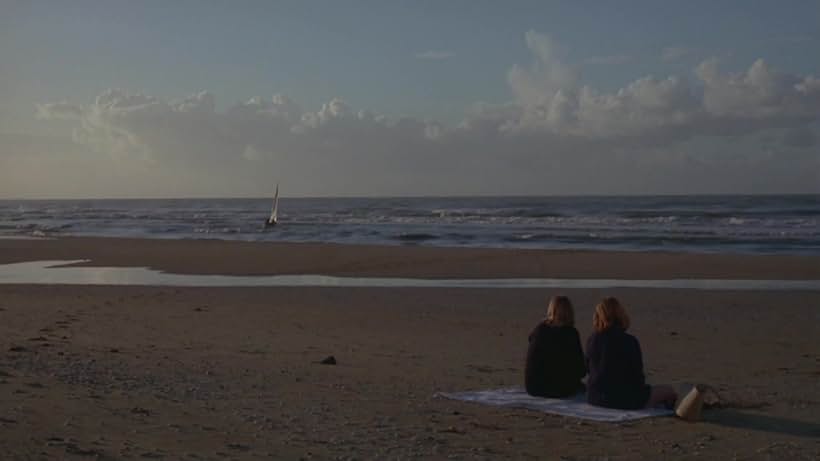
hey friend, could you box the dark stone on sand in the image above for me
[64,443,101,456]
[131,407,152,416]
[110,348,120,353]
[320,355,337,365]
[8,346,28,352]
[226,443,250,451]
[669,331,678,336]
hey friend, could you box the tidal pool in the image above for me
[0,260,818,290]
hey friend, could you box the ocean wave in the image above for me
[393,233,439,242]
[432,207,566,219]
[2,195,818,254]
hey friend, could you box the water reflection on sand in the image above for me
[0,260,818,290]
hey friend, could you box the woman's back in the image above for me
[525,323,586,398]
[586,327,650,409]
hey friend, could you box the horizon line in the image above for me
[1,192,818,201]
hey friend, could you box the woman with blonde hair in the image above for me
[586,297,677,409]
[525,296,587,397]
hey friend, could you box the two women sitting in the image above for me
[525,296,677,409]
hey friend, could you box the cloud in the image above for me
[35,101,84,119]
[28,32,820,196]
[172,91,215,113]
[583,55,632,66]
[476,32,820,145]
[415,50,455,60]
[506,31,579,112]
[661,46,692,62]
[695,58,820,119]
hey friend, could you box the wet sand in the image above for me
[0,237,818,460]
[1,236,820,279]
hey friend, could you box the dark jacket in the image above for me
[525,323,587,398]
[585,327,651,409]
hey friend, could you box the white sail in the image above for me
[269,184,279,223]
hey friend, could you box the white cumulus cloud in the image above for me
[28,32,820,196]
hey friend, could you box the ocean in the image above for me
[1,195,818,255]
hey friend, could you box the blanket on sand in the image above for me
[436,387,673,423]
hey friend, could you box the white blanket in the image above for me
[436,387,673,423]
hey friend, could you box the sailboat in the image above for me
[264,184,279,228]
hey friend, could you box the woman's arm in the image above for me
[628,335,647,388]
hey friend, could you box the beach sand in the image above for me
[0,237,818,460]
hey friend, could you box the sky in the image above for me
[1,0,819,198]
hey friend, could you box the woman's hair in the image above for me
[546,296,574,327]
[593,297,631,332]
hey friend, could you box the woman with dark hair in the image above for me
[586,297,677,409]
[525,296,587,398]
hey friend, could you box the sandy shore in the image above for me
[2,236,820,279]
[1,238,819,460]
